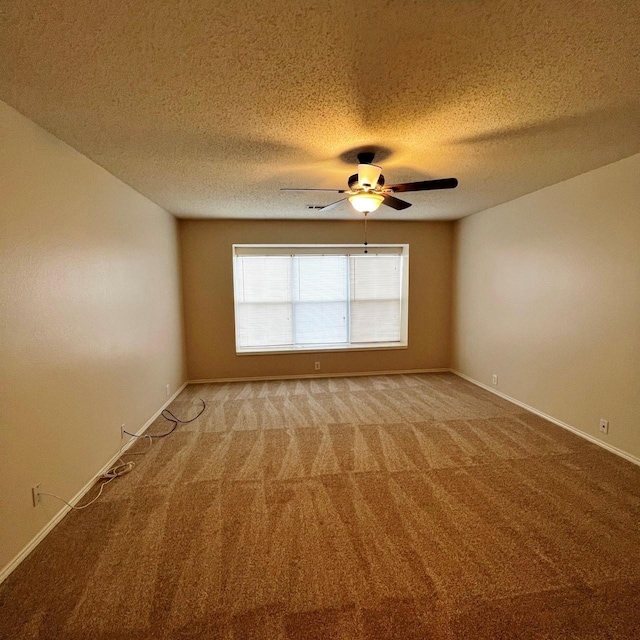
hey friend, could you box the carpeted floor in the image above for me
[1,372,639,639]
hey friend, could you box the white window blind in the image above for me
[233,245,408,353]
[350,255,402,343]
[294,256,348,345]
[234,256,293,348]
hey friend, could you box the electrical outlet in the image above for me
[492,374,498,385]
[599,419,609,435]
[166,384,170,396]
[314,361,321,371]
[121,424,126,439]
[32,484,41,507]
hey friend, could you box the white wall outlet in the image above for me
[314,361,321,371]
[599,419,609,434]
[32,483,41,507]
[121,424,126,439]
[166,384,170,396]
[492,374,498,385]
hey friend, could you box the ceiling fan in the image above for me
[281,151,458,214]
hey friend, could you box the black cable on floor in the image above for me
[124,398,206,439]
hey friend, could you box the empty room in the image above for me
[1,1,639,638]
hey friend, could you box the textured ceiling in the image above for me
[1,0,639,220]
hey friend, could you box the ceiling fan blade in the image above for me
[318,197,348,212]
[281,188,346,192]
[388,178,458,193]
[382,194,412,210]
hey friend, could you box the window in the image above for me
[233,245,409,353]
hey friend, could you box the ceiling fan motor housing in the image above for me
[348,172,385,191]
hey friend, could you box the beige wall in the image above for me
[453,154,640,460]
[180,219,453,380]
[0,103,186,574]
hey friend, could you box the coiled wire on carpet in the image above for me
[39,399,206,510]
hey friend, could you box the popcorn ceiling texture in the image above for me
[1,0,639,220]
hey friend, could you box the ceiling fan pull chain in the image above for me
[364,213,368,253]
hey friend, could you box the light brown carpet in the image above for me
[1,373,639,639]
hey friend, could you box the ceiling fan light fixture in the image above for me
[281,151,458,214]
[357,163,382,189]
[349,192,384,213]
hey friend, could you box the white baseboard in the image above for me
[189,368,450,384]
[451,369,640,467]
[0,380,189,586]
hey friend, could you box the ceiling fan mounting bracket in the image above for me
[357,151,376,165]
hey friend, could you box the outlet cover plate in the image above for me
[32,484,41,507]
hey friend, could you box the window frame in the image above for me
[232,244,409,355]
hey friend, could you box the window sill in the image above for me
[236,343,408,356]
